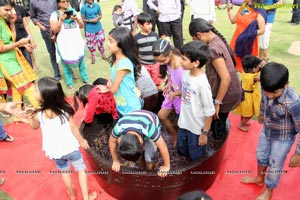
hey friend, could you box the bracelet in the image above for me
[213,99,223,105]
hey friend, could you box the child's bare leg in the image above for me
[238,116,252,132]
[241,117,252,126]
[256,187,273,200]
[146,161,154,170]
[61,173,76,200]
[158,108,177,145]
[241,165,266,185]
[78,170,97,200]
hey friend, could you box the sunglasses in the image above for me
[60,0,70,3]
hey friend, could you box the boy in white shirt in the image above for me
[177,41,215,161]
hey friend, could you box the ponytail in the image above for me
[73,91,80,111]
[210,27,236,66]
[189,18,236,66]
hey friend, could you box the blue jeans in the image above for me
[53,150,86,171]
[177,128,206,161]
[256,127,295,189]
[40,30,61,79]
[0,120,8,141]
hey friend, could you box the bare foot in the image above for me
[88,191,97,200]
[240,176,264,185]
[238,123,248,132]
[256,187,273,200]
[67,189,76,200]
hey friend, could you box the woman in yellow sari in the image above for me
[0,0,38,111]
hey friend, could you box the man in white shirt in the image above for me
[187,0,216,23]
[147,0,183,49]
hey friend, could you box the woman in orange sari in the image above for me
[227,0,266,73]
[0,0,38,110]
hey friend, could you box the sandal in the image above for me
[3,135,14,142]
[0,177,4,186]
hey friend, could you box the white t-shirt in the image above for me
[178,71,215,135]
[38,111,79,159]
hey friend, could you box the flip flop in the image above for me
[4,135,14,142]
[0,177,4,186]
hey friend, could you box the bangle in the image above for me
[201,129,209,135]
[213,99,223,105]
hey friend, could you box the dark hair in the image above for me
[137,12,152,25]
[73,84,94,111]
[92,77,108,86]
[108,27,141,81]
[242,55,261,73]
[260,62,289,92]
[112,4,122,14]
[177,190,213,200]
[180,41,210,68]
[118,134,143,162]
[189,18,236,66]
[0,0,14,7]
[152,39,181,78]
[34,77,74,124]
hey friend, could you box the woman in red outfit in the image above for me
[227,0,265,72]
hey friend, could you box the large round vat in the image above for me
[80,114,228,200]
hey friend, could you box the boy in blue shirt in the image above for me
[241,63,300,200]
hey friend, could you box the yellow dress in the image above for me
[234,72,261,117]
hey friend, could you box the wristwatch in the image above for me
[213,99,223,105]
[201,129,209,135]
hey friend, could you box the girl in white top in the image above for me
[25,77,97,200]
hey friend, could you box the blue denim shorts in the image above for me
[177,128,206,161]
[144,139,157,163]
[53,150,86,171]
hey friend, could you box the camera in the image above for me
[64,10,73,18]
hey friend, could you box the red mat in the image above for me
[0,112,299,200]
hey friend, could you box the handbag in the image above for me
[211,118,226,140]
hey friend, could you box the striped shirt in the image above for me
[260,87,300,142]
[112,110,161,142]
[135,31,159,65]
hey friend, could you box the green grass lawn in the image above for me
[27,0,300,94]
[0,0,299,198]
